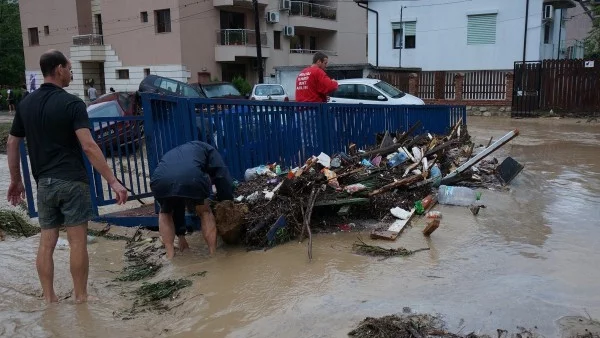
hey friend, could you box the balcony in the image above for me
[288,1,338,31]
[213,0,268,8]
[289,1,336,20]
[215,29,270,62]
[72,34,104,46]
[289,49,337,66]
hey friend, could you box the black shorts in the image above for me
[156,197,204,236]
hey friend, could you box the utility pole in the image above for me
[399,6,405,69]
[557,9,562,59]
[252,0,264,83]
[521,0,530,97]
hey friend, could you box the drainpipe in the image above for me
[356,1,378,68]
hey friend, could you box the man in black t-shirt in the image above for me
[6,49,128,304]
[150,141,234,259]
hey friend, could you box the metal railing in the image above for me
[216,29,268,47]
[72,34,104,46]
[289,1,336,20]
[290,48,337,56]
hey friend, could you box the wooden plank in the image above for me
[423,219,440,237]
[370,209,415,241]
[314,198,369,207]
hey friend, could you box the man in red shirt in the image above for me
[295,52,338,102]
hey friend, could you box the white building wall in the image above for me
[368,0,550,70]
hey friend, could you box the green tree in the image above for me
[0,0,25,86]
[584,4,600,59]
[232,76,252,96]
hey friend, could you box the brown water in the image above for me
[1,117,600,338]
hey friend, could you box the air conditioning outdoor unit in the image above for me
[284,25,295,37]
[543,4,554,20]
[267,11,280,23]
[280,0,291,10]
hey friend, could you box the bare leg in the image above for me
[159,212,176,259]
[195,202,217,256]
[36,228,59,303]
[66,223,91,303]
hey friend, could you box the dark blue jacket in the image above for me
[150,141,234,201]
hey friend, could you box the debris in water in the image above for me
[352,238,429,259]
[115,263,161,282]
[134,279,192,307]
[0,209,40,237]
[188,271,208,277]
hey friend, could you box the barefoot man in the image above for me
[6,50,128,303]
[150,141,234,259]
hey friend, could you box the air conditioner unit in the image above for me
[284,25,295,37]
[280,0,291,10]
[267,11,280,23]
[543,4,554,20]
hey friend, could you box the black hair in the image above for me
[40,50,68,77]
[312,51,328,64]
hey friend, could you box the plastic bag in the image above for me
[344,183,367,194]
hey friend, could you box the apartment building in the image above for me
[364,0,579,71]
[19,0,367,99]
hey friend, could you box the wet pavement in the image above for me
[1,116,600,337]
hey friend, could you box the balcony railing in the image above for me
[290,48,337,56]
[289,1,337,20]
[216,29,268,47]
[72,34,104,46]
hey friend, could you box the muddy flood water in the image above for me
[1,116,600,337]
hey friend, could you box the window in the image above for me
[28,27,39,46]
[155,9,171,33]
[159,78,178,94]
[44,26,49,36]
[95,14,103,35]
[141,11,148,23]
[356,85,382,100]
[309,36,316,50]
[374,81,406,99]
[144,68,151,77]
[543,23,552,44]
[403,21,416,49]
[467,13,497,45]
[255,84,285,96]
[330,84,355,99]
[117,69,130,79]
[392,28,402,49]
[274,31,281,50]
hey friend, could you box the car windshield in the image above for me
[88,102,122,118]
[182,84,202,98]
[374,81,406,98]
[203,84,241,98]
[255,85,284,96]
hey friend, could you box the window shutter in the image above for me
[467,14,497,45]
[404,21,416,35]
[391,22,401,30]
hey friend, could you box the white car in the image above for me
[250,84,289,102]
[328,78,424,105]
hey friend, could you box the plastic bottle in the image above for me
[388,152,408,168]
[426,211,442,219]
[437,185,481,206]
[430,165,442,187]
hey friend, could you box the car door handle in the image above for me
[331,100,337,102]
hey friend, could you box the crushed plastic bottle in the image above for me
[438,185,482,207]
[388,152,408,168]
[430,164,442,187]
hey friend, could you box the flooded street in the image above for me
[1,116,600,337]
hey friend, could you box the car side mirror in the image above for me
[377,95,387,101]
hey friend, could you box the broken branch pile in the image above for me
[230,122,512,251]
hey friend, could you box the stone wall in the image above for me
[465,105,512,117]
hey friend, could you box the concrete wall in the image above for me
[367,0,547,70]
[565,4,593,43]
[19,0,79,70]
[100,0,183,66]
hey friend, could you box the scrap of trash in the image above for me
[222,120,522,258]
[352,237,430,259]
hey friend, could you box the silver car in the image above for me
[250,84,289,102]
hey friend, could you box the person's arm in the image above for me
[71,101,128,204]
[204,145,234,201]
[316,70,338,95]
[6,108,25,206]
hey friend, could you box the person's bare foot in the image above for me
[74,295,99,304]
[178,237,189,253]
[165,246,175,259]
[44,294,59,303]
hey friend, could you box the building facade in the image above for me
[365,0,578,71]
[20,0,367,100]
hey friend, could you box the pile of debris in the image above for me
[226,120,521,255]
[0,208,40,240]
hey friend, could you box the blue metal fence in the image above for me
[19,93,465,225]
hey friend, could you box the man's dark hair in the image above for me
[312,51,328,64]
[40,50,68,77]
